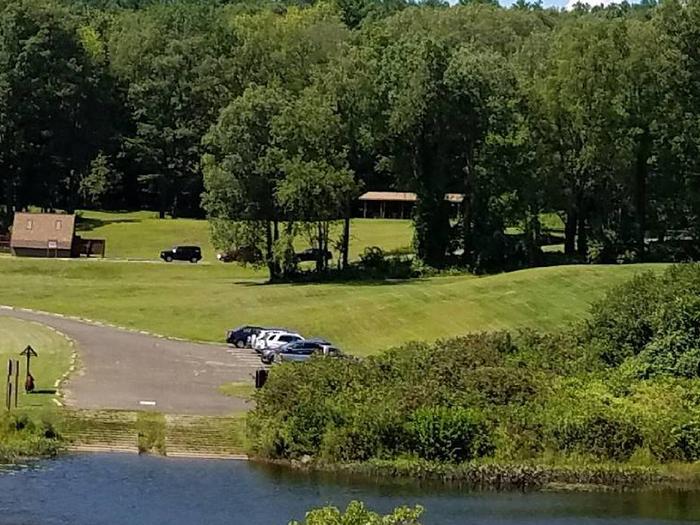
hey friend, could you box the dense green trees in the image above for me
[1,0,700,275]
[0,0,118,221]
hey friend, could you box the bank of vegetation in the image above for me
[249,264,700,488]
[1,0,700,279]
[0,412,63,463]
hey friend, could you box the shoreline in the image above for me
[253,457,700,493]
[66,444,248,460]
[5,446,700,494]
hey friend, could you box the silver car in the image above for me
[261,340,341,365]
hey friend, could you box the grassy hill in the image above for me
[75,210,413,263]
[0,257,666,355]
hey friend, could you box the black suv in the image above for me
[226,325,263,348]
[295,248,332,263]
[160,246,202,263]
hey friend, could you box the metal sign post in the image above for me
[20,345,38,393]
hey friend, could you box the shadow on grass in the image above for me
[30,389,57,395]
[75,217,139,231]
[230,277,426,288]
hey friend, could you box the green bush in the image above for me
[0,412,62,462]
[586,272,663,365]
[247,266,700,469]
[549,411,643,461]
[320,403,407,462]
[587,264,700,368]
[406,407,493,463]
[511,330,600,375]
[614,285,700,379]
[289,501,423,525]
[671,422,700,462]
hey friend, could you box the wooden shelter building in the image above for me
[357,191,464,219]
[10,212,105,258]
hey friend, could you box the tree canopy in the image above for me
[1,0,700,277]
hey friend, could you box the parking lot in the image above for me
[0,308,261,415]
[227,325,343,366]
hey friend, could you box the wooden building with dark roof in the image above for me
[357,191,464,219]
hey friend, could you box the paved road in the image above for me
[0,308,262,415]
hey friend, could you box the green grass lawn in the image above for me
[219,382,255,401]
[0,317,73,409]
[76,210,413,263]
[0,257,667,355]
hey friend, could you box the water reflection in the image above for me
[0,454,697,525]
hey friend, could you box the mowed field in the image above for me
[0,317,73,409]
[0,255,666,355]
[75,210,413,263]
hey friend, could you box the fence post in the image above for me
[14,360,19,408]
[6,359,12,411]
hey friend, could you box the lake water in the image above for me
[0,454,698,525]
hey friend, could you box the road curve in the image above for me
[0,308,261,415]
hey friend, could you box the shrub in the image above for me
[585,272,663,365]
[289,501,423,525]
[586,264,700,366]
[247,269,700,471]
[618,294,700,379]
[511,330,600,375]
[406,407,493,463]
[358,246,385,270]
[671,422,700,462]
[0,412,62,462]
[357,246,414,279]
[319,403,407,462]
[458,367,539,406]
[549,411,643,461]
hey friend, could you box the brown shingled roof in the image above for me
[10,213,76,250]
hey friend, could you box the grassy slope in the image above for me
[0,317,73,409]
[0,257,666,355]
[76,210,413,262]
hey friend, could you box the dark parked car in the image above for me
[295,248,332,263]
[217,245,262,264]
[160,245,202,263]
[261,339,340,364]
[226,326,263,348]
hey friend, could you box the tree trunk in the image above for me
[315,222,323,273]
[342,213,350,270]
[634,132,650,258]
[272,220,281,279]
[577,212,588,258]
[462,162,473,265]
[565,209,577,257]
[171,195,178,219]
[525,209,542,266]
[265,220,275,282]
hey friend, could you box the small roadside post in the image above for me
[5,359,12,410]
[255,369,268,389]
[20,345,38,393]
[14,360,19,408]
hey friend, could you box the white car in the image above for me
[252,329,285,351]
[255,331,304,352]
[253,330,282,352]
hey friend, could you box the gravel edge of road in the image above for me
[0,304,224,347]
